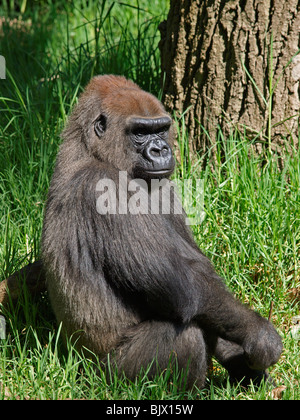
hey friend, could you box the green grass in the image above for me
[0,0,299,400]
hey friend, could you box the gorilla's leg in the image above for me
[214,337,270,386]
[106,321,207,389]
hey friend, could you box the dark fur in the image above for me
[42,75,282,388]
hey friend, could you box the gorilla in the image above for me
[41,75,282,388]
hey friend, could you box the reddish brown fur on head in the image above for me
[84,75,167,119]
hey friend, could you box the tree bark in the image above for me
[159,0,300,160]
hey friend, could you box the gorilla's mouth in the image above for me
[145,169,172,174]
[144,168,173,177]
[133,163,174,179]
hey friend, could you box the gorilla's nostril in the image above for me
[150,147,161,157]
[161,147,169,157]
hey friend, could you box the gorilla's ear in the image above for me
[94,114,107,137]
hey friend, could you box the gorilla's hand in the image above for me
[243,317,283,370]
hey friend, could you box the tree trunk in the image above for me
[159,0,300,160]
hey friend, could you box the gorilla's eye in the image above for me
[94,114,107,137]
[133,128,149,144]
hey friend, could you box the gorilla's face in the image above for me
[78,75,175,180]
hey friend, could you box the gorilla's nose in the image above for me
[148,139,171,158]
[144,138,173,165]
